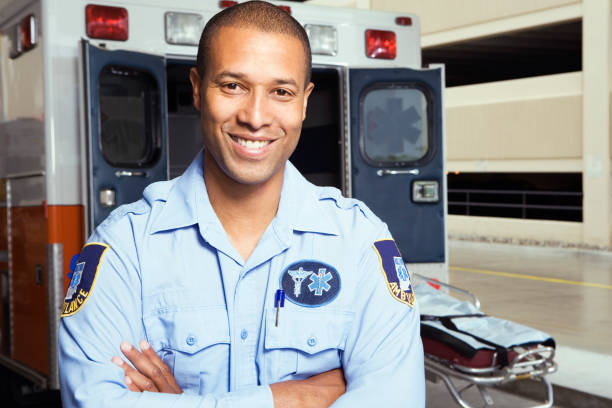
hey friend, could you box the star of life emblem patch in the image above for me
[61,243,109,317]
[65,262,85,301]
[373,239,415,307]
[280,260,341,307]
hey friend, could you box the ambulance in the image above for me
[0,0,445,402]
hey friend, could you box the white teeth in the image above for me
[234,137,270,150]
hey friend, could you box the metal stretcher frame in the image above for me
[414,274,558,408]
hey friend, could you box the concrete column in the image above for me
[582,0,612,247]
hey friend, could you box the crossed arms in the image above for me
[113,340,345,407]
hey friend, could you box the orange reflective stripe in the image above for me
[47,205,85,292]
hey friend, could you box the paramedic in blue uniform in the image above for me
[58,1,425,407]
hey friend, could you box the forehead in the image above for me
[207,25,307,83]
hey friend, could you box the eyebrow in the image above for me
[212,71,299,88]
[272,78,299,88]
[212,71,246,83]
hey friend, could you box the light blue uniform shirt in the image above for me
[59,151,425,407]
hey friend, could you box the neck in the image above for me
[203,150,284,261]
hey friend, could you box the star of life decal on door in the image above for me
[61,243,109,317]
[373,239,415,307]
[280,260,341,307]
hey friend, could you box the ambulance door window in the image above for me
[360,87,430,166]
[98,66,162,168]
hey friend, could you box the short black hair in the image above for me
[196,0,312,87]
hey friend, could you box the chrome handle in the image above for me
[115,170,147,178]
[376,169,420,177]
[3,171,45,180]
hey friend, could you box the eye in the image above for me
[221,82,242,93]
[274,88,294,98]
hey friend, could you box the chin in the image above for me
[223,164,279,186]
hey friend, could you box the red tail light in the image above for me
[9,14,37,58]
[86,4,128,41]
[20,15,37,51]
[278,5,291,14]
[365,29,396,59]
[219,1,238,8]
[395,17,412,26]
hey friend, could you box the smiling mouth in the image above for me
[231,135,272,150]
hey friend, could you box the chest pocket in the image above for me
[144,306,230,394]
[263,308,353,383]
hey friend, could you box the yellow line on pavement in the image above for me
[450,266,612,290]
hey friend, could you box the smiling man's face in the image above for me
[190,25,313,186]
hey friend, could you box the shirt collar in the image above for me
[150,151,340,238]
[274,161,340,239]
[150,150,214,234]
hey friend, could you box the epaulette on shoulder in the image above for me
[142,178,176,204]
[100,199,150,227]
[317,186,383,226]
[100,178,178,228]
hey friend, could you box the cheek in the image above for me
[203,94,235,126]
[276,104,306,131]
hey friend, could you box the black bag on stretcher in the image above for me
[414,280,558,408]
[417,283,555,367]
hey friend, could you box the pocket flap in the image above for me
[144,306,230,354]
[265,308,353,355]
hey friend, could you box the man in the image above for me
[58,2,425,407]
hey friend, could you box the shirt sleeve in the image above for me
[331,225,425,408]
[58,224,274,408]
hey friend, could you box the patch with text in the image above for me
[61,243,108,317]
[373,239,415,307]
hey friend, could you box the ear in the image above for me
[302,82,315,121]
[189,67,202,112]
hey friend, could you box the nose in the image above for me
[237,88,272,130]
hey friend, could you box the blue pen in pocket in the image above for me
[274,289,285,327]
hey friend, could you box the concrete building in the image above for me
[311,0,612,249]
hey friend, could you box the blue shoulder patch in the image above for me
[373,239,415,307]
[280,260,341,307]
[61,243,108,317]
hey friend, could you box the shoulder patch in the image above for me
[61,243,108,317]
[373,239,415,307]
[280,260,341,307]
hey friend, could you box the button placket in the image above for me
[232,264,264,389]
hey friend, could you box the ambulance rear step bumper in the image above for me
[0,353,48,388]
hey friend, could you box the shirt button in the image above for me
[307,336,317,347]
[186,335,196,346]
[240,329,248,340]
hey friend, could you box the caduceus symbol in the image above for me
[288,267,313,298]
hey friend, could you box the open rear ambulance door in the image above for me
[350,67,444,263]
[82,41,168,232]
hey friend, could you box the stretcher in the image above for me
[413,274,557,408]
